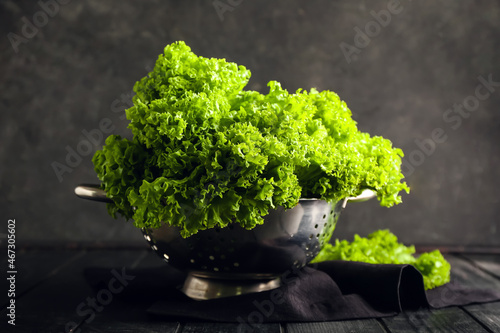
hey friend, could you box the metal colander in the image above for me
[75,184,374,300]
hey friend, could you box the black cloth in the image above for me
[84,261,500,323]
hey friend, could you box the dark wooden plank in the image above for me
[382,307,489,333]
[0,250,152,332]
[461,254,500,279]
[463,301,500,333]
[82,321,181,333]
[287,319,387,333]
[458,254,500,332]
[182,322,282,333]
[445,255,500,290]
[82,250,182,333]
[381,254,500,333]
[1,249,85,308]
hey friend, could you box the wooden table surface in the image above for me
[2,249,500,332]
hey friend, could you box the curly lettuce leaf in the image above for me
[311,230,451,290]
[414,250,451,290]
[93,41,409,237]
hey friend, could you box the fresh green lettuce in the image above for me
[93,41,409,237]
[311,230,451,290]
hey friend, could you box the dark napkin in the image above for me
[84,260,500,324]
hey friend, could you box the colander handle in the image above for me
[74,184,113,203]
[347,189,376,202]
[342,189,376,208]
[75,184,377,207]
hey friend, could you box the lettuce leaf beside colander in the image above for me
[311,230,451,290]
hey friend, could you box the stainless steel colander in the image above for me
[75,184,375,300]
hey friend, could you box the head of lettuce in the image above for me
[92,41,409,238]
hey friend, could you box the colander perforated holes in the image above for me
[322,214,326,219]
[151,245,158,251]
[233,262,240,267]
[209,255,215,260]
[314,224,319,229]
[144,235,151,242]
[190,259,195,263]
[309,234,314,240]
[213,267,219,271]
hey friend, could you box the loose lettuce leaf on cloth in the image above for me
[93,41,409,237]
[312,230,451,290]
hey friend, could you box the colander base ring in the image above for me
[181,273,281,300]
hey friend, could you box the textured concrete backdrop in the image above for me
[1,0,499,247]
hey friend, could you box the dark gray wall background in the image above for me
[1,0,499,247]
